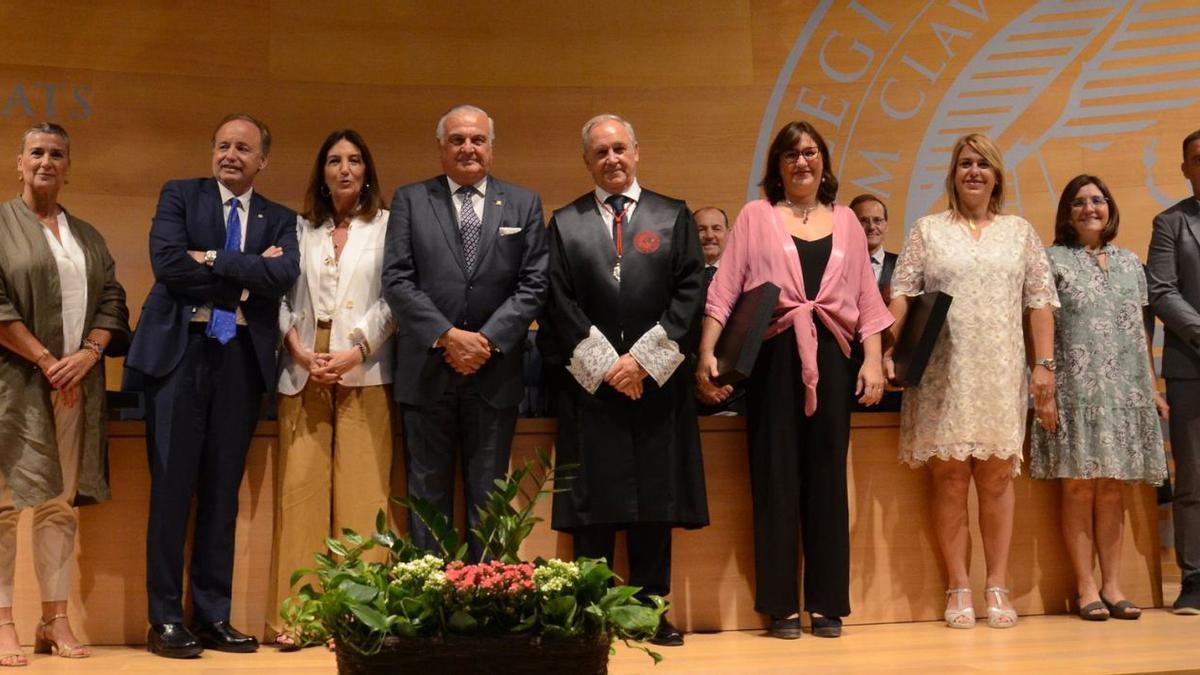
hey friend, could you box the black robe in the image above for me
[540,189,709,531]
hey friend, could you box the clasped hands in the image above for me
[303,347,365,384]
[37,350,97,408]
[605,353,649,400]
[437,327,493,375]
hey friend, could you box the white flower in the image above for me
[392,554,445,588]
[533,559,581,596]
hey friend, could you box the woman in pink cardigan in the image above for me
[697,121,892,639]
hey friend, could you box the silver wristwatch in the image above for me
[1035,358,1057,372]
[204,250,218,267]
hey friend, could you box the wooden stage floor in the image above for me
[15,609,1199,674]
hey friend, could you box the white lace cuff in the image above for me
[567,326,620,394]
[629,323,685,387]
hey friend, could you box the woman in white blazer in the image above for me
[266,130,395,648]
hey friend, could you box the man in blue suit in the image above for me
[382,105,548,560]
[126,114,299,658]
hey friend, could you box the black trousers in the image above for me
[572,523,672,602]
[144,328,264,624]
[1166,378,1200,582]
[745,326,852,618]
[401,375,517,561]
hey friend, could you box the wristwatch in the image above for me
[204,250,218,267]
[1035,358,1057,372]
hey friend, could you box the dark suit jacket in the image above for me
[126,177,300,388]
[1148,197,1200,378]
[878,250,898,298]
[382,175,549,408]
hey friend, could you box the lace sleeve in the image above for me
[1021,220,1060,309]
[567,326,620,394]
[628,323,686,386]
[890,219,927,297]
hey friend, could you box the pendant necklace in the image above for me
[785,199,818,224]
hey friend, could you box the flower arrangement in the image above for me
[281,450,667,670]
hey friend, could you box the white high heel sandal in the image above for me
[944,588,975,628]
[985,587,1018,628]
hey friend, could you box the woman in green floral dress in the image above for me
[1031,174,1168,622]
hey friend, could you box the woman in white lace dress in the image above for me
[885,134,1059,629]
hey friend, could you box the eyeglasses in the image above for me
[781,148,821,165]
[859,217,886,227]
[1070,196,1108,209]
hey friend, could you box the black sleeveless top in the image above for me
[793,234,832,299]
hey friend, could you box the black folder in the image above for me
[714,282,781,386]
[891,290,952,387]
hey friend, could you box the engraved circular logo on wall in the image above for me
[749,0,1200,234]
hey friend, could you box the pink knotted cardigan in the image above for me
[705,199,894,415]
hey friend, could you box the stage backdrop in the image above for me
[0,0,1187,641]
[3,1,1199,366]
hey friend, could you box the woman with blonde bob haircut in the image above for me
[885,133,1058,629]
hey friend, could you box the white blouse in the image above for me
[315,222,339,322]
[42,211,88,355]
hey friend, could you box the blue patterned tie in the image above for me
[457,186,481,273]
[205,197,241,344]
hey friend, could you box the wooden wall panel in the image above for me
[0,2,272,78]
[9,418,1160,643]
[266,1,755,88]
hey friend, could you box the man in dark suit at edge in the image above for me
[382,104,549,561]
[1148,128,1200,615]
[126,113,299,658]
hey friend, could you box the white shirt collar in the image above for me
[870,247,885,265]
[447,175,488,196]
[594,178,641,208]
[216,181,253,211]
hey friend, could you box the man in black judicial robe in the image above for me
[539,114,708,647]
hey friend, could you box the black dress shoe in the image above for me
[810,614,842,638]
[769,616,801,639]
[649,617,684,646]
[1174,574,1200,615]
[147,623,203,659]
[192,621,259,653]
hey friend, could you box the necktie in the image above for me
[605,194,629,241]
[704,265,717,284]
[457,186,481,273]
[205,198,241,344]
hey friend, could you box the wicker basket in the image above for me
[335,632,611,675]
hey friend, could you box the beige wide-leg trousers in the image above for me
[265,326,394,638]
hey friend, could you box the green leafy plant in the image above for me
[282,449,667,663]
